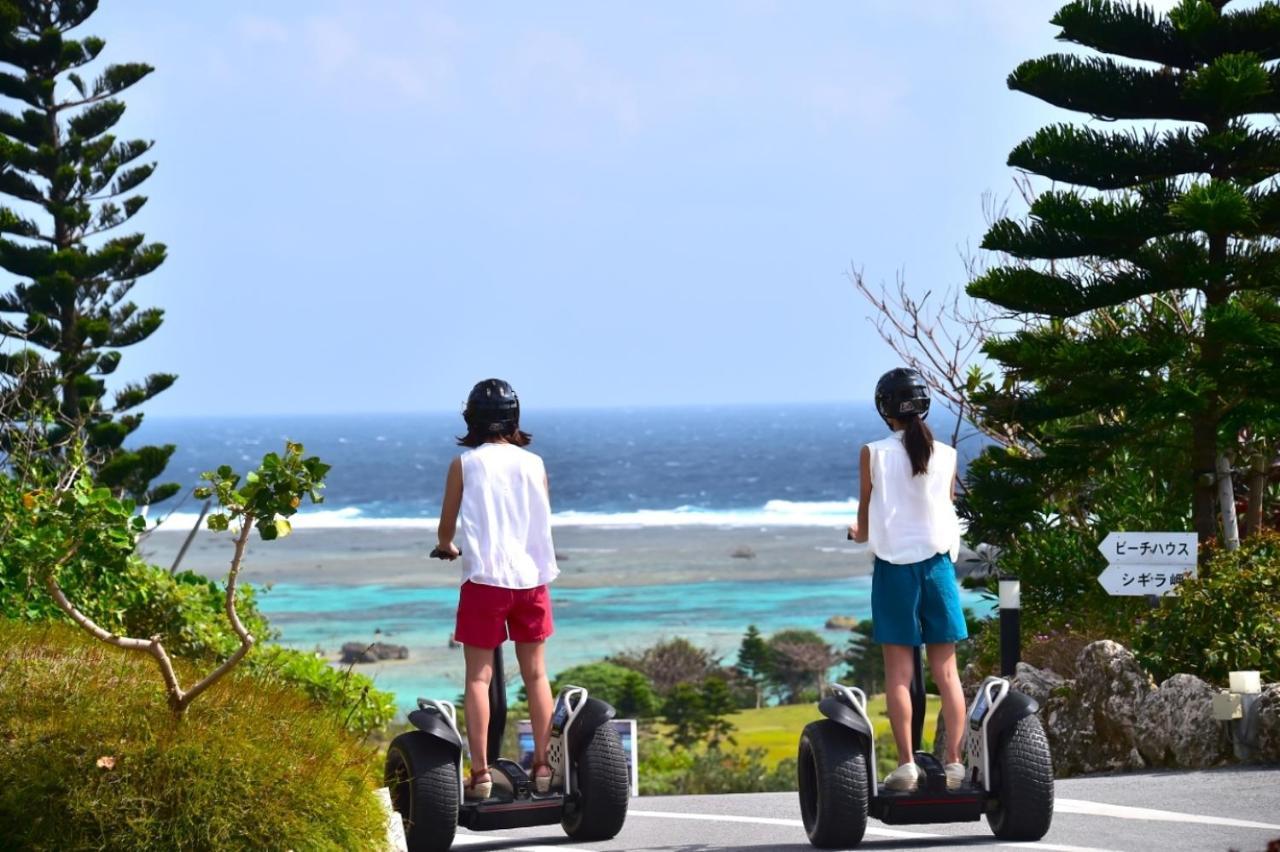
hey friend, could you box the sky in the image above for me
[54,1,1184,415]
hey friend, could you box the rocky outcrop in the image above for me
[975,641,1275,776]
[341,642,409,664]
[1134,674,1231,769]
[1033,641,1151,775]
[1011,661,1065,707]
[825,615,861,631]
[1253,683,1280,763]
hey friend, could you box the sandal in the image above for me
[533,762,553,794]
[464,768,492,801]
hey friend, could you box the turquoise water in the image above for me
[258,578,993,708]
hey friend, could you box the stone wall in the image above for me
[941,640,1276,777]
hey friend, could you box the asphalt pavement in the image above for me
[446,765,1280,852]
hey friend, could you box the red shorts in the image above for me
[454,581,554,649]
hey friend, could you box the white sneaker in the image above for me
[884,762,919,792]
[945,762,966,790]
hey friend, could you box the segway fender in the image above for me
[818,696,873,742]
[567,697,616,760]
[408,707,463,754]
[985,689,1038,745]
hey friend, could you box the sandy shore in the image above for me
[138,523,874,589]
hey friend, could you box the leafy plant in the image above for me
[637,735,796,795]
[28,440,330,716]
[544,661,661,719]
[1133,530,1280,684]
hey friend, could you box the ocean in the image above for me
[133,405,991,707]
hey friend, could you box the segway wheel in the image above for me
[385,731,459,852]
[561,722,630,841]
[986,713,1054,841]
[797,720,868,849]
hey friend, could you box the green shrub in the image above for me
[248,646,398,736]
[1133,531,1280,685]
[638,736,796,795]
[0,620,385,851]
[545,661,662,718]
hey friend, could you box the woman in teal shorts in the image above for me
[847,368,968,793]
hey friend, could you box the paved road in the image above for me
[448,766,1279,852]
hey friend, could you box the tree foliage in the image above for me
[661,675,737,750]
[968,0,1280,545]
[610,637,720,697]
[734,624,771,709]
[0,0,175,504]
[548,661,661,719]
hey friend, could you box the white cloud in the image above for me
[497,29,643,135]
[237,14,290,45]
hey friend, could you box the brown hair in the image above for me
[899,414,934,476]
[456,427,532,449]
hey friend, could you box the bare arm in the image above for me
[848,445,872,543]
[436,457,463,559]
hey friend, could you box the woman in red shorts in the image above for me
[434,379,559,800]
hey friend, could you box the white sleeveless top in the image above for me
[865,433,960,565]
[458,443,559,589]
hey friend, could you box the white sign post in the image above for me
[1097,532,1197,596]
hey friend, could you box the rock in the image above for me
[1135,674,1230,769]
[730,546,756,559]
[340,642,409,664]
[1037,641,1153,776]
[1011,661,1066,707]
[825,615,860,631]
[1075,640,1155,755]
[1252,683,1280,763]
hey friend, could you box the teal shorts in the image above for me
[871,552,969,646]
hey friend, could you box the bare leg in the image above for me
[926,642,967,765]
[516,641,553,770]
[463,645,494,776]
[882,643,917,766]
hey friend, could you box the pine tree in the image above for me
[734,624,771,709]
[0,1,175,504]
[968,0,1280,543]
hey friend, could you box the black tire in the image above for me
[986,714,1054,841]
[561,722,630,841]
[385,731,459,852]
[797,720,869,849]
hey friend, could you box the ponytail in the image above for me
[901,414,934,476]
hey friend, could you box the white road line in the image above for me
[453,833,597,852]
[629,808,1121,851]
[1056,797,1280,831]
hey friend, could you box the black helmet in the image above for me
[465,378,520,434]
[875,368,930,421]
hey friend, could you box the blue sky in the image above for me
[76,1,1177,415]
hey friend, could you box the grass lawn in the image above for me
[727,694,942,767]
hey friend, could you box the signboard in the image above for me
[1097,532,1197,597]
[518,718,639,797]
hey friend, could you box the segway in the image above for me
[797,650,1054,848]
[385,553,630,852]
